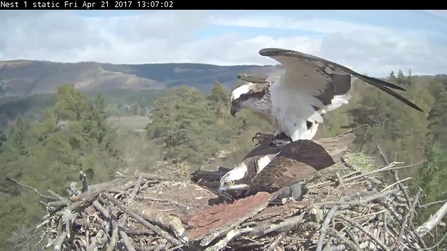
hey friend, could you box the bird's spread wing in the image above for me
[247,132,356,194]
[259,48,423,112]
[312,132,357,161]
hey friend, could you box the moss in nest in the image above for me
[343,152,376,173]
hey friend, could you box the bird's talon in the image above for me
[252,132,264,144]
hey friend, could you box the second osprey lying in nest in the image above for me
[218,132,356,201]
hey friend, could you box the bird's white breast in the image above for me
[269,76,325,141]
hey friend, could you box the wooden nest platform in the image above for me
[21,155,439,251]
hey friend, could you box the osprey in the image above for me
[218,132,356,201]
[230,48,423,142]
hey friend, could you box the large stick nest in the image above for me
[24,154,431,251]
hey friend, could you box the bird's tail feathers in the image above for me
[353,73,423,112]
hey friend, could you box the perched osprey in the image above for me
[230,48,423,142]
[218,132,356,201]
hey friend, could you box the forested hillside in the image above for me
[0,60,280,96]
[0,70,446,250]
[0,88,167,127]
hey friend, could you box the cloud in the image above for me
[0,10,446,77]
[424,10,447,19]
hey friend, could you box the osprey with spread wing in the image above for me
[218,132,356,201]
[230,48,423,142]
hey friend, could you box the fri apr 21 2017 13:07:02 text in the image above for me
[0,0,174,9]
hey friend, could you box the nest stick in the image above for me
[339,216,390,251]
[53,231,67,251]
[205,228,253,251]
[119,230,136,251]
[103,192,181,246]
[7,177,57,200]
[417,201,447,236]
[316,205,340,251]
[397,188,421,245]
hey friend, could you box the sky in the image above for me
[0,10,446,77]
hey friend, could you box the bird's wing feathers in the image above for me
[247,132,356,194]
[312,132,357,161]
[259,48,423,112]
[261,49,340,98]
[237,74,270,84]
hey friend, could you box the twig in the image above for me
[377,145,412,206]
[129,201,188,243]
[397,188,421,247]
[106,203,119,251]
[115,174,144,251]
[53,231,67,251]
[120,173,144,228]
[34,230,47,248]
[265,231,286,251]
[416,201,447,237]
[93,200,110,218]
[103,192,182,246]
[204,228,253,251]
[128,173,143,204]
[15,219,50,248]
[315,188,400,208]
[253,214,305,236]
[316,206,340,251]
[380,177,412,193]
[85,218,90,248]
[119,229,136,251]
[339,216,390,251]
[418,231,447,251]
[383,212,388,246]
[7,177,57,200]
[419,200,447,208]
[88,229,107,251]
[135,195,188,208]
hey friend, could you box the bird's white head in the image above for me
[218,162,250,198]
[230,82,270,117]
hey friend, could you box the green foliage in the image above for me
[146,82,271,167]
[7,115,33,156]
[427,77,447,148]
[346,72,432,174]
[415,144,447,204]
[0,84,122,250]
[410,76,447,248]
[0,88,167,127]
[411,144,447,249]
[147,86,220,164]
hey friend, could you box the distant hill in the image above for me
[0,59,282,97]
[0,88,168,127]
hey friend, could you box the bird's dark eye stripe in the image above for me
[233,94,250,104]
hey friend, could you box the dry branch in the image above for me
[23,153,437,251]
[416,201,447,237]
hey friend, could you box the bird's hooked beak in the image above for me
[218,187,234,201]
[230,103,240,117]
